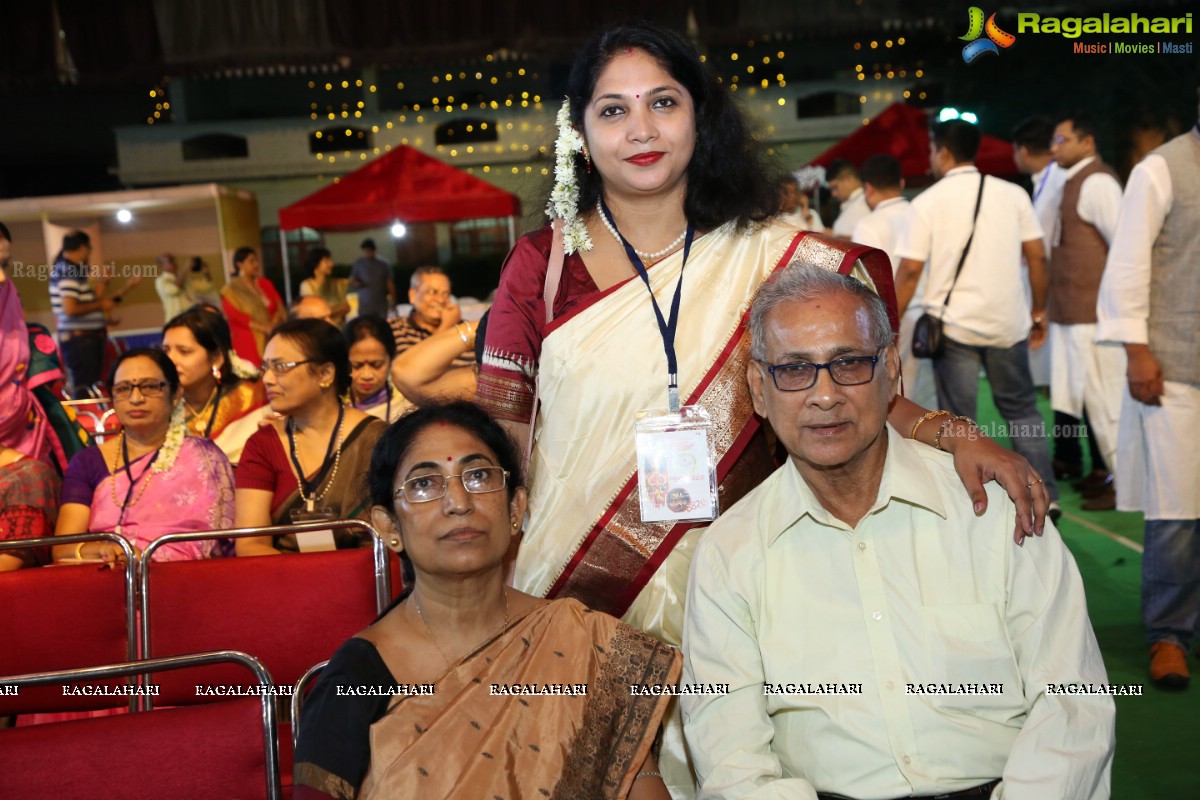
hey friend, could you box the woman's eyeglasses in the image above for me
[111,380,169,401]
[395,466,509,503]
[261,359,316,375]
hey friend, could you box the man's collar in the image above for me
[847,186,865,203]
[872,196,907,212]
[1063,155,1097,180]
[943,165,979,178]
[407,309,436,334]
[766,425,948,545]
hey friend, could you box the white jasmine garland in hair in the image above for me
[157,400,187,472]
[547,99,593,255]
[228,352,259,381]
[795,166,826,193]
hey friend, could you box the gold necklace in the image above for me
[108,431,161,510]
[183,385,219,434]
[413,589,509,668]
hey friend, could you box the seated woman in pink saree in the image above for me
[294,402,679,800]
[52,349,234,563]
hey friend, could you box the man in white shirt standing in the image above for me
[851,154,934,410]
[1012,115,1085,476]
[1047,111,1126,511]
[827,159,870,239]
[682,263,1114,800]
[1097,89,1200,690]
[895,119,1060,518]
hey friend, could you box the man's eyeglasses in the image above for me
[261,359,316,376]
[111,380,169,401]
[395,466,509,503]
[759,350,883,392]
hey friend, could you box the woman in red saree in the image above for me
[220,246,285,367]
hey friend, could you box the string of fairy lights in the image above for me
[140,31,931,179]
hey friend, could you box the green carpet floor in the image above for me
[974,382,1200,798]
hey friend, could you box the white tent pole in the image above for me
[280,229,293,307]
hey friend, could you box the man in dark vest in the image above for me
[1048,111,1126,511]
[1098,88,1200,689]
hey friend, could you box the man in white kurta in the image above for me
[682,264,1114,800]
[1096,99,1200,689]
[828,159,870,239]
[1046,112,1126,509]
[851,154,935,411]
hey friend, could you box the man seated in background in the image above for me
[390,265,475,369]
[683,263,1114,800]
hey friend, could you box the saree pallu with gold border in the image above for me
[514,221,896,645]
[355,599,680,800]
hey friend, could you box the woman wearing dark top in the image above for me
[235,319,385,555]
[293,402,679,800]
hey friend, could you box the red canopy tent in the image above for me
[810,103,1018,181]
[279,145,521,230]
[276,145,522,301]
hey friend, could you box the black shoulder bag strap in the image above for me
[938,174,986,315]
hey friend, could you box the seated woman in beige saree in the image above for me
[293,402,680,800]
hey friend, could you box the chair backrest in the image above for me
[290,660,328,752]
[139,521,386,707]
[0,650,280,800]
[0,534,137,715]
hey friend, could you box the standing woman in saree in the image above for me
[300,247,351,327]
[162,306,270,464]
[51,348,235,563]
[235,319,387,555]
[221,246,285,367]
[294,401,679,800]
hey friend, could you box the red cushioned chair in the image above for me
[0,650,281,800]
[0,533,138,715]
[138,522,390,797]
[138,521,390,707]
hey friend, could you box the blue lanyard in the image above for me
[1033,166,1052,203]
[598,198,695,412]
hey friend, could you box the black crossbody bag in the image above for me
[912,175,986,359]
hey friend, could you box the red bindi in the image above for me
[446,457,453,462]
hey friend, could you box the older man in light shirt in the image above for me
[682,264,1114,800]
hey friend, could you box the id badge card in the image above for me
[289,507,337,552]
[634,405,718,523]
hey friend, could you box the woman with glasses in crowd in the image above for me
[51,348,235,563]
[221,246,286,367]
[235,319,387,555]
[162,305,270,464]
[294,401,679,800]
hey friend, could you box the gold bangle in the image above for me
[456,322,470,346]
[74,541,86,561]
[910,409,951,441]
[935,415,976,451]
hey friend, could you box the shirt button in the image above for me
[886,681,895,690]
[903,756,912,765]
[872,611,882,621]
[857,542,867,551]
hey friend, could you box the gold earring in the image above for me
[389,537,400,548]
[512,521,519,530]
[320,382,331,389]
[212,365,221,381]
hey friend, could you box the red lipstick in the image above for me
[626,152,665,166]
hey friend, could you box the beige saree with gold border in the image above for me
[358,598,681,800]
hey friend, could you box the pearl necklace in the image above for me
[597,200,688,261]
